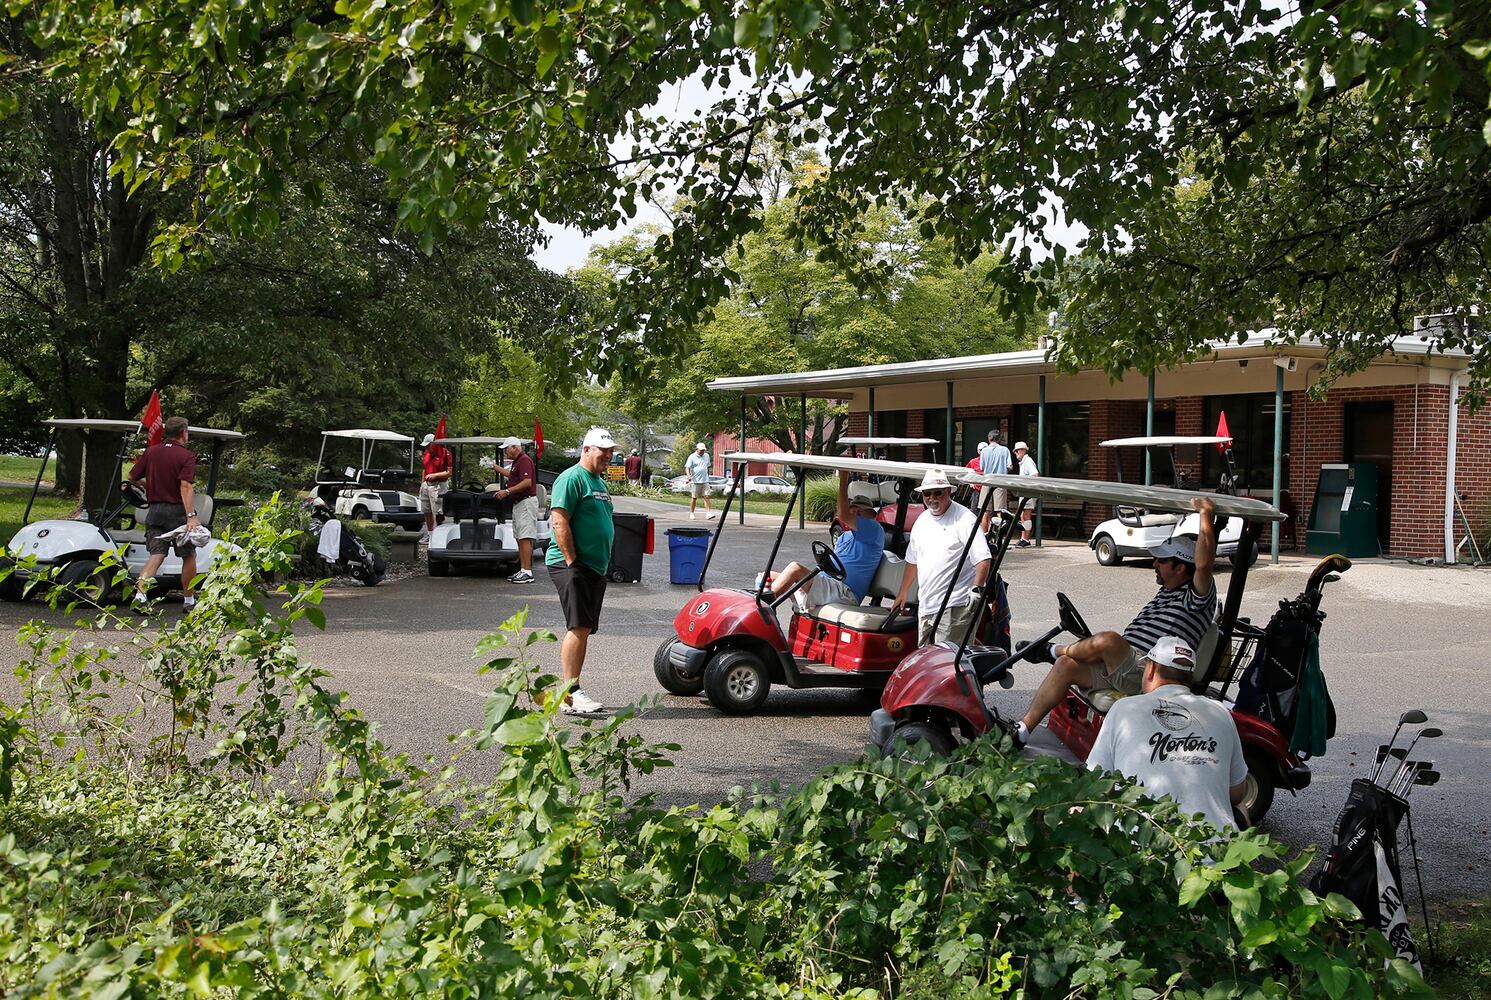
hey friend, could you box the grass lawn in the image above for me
[0,454,51,485]
[1424,899,1491,999]
[0,484,77,544]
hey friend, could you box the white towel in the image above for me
[158,523,213,548]
[317,519,342,562]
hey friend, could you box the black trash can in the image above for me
[608,513,651,583]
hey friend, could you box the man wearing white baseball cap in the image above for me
[1016,496,1220,745]
[418,433,453,541]
[891,468,991,646]
[545,427,617,714]
[1087,635,1249,831]
[494,436,539,583]
[684,441,714,520]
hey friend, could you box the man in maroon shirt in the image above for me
[494,436,539,583]
[624,449,643,482]
[128,415,200,610]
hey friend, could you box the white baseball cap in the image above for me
[499,436,522,449]
[976,441,988,452]
[918,469,953,492]
[1150,534,1198,564]
[582,427,617,449]
[695,441,707,451]
[420,433,436,447]
[1013,441,1029,452]
[1145,636,1198,674]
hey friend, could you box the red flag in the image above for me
[1215,411,1231,453]
[433,415,447,442]
[141,389,163,446]
[533,420,545,460]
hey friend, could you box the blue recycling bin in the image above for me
[665,527,712,585]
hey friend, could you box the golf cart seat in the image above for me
[811,552,918,631]
[479,483,548,517]
[1077,687,1130,713]
[1130,511,1182,527]
[877,481,901,506]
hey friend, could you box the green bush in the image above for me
[0,501,1434,998]
[803,475,838,521]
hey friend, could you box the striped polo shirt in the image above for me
[1123,582,1217,654]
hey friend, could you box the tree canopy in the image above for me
[5,0,1489,399]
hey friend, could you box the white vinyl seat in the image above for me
[194,493,215,528]
[1080,688,1129,713]
[536,484,549,518]
[1136,513,1182,527]
[810,552,918,631]
[877,481,901,506]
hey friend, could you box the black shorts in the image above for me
[549,562,608,632]
[144,503,191,557]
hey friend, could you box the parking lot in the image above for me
[3,495,1490,899]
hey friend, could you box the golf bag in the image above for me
[304,499,386,586]
[1234,587,1336,748]
[1311,779,1421,969]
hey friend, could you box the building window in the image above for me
[1012,402,1090,478]
[1200,395,1291,494]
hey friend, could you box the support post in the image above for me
[739,394,748,525]
[868,387,876,442]
[1272,366,1283,564]
[799,392,807,530]
[945,381,955,464]
[1035,375,1046,547]
[1145,370,1155,485]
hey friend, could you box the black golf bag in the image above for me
[1311,779,1420,969]
[304,499,386,586]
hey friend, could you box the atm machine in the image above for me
[1306,463,1380,557]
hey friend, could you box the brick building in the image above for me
[708,334,1487,561]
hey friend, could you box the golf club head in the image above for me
[1400,710,1428,725]
[1418,727,1443,739]
[1414,770,1441,786]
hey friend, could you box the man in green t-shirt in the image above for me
[545,427,617,714]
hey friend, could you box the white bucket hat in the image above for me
[918,469,953,492]
[695,441,707,451]
[582,427,617,449]
[1013,441,1029,452]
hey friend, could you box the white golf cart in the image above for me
[1088,436,1252,566]
[426,437,551,577]
[1,418,245,602]
[312,429,424,530]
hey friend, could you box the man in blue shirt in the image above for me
[767,472,884,610]
[979,431,1012,533]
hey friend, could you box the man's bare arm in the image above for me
[551,508,576,564]
[1192,496,1218,596]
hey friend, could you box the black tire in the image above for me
[351,505,369,520]
[57,559,117,605]
[703,649,771,715]
[0,558,24,602]
[1234,747,1277,829]
[1093,534,1122,566]
[608,567,626,583]
[887,719,957,757]
[653,638,705,696]
[428,556,450,577]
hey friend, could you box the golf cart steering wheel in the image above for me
[1056,592,1093,639]
[462,480,486,492]
[811,540,847,581]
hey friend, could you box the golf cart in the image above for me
[426,437,551,577]
[654,452,1011,715]
[1,418,245,602]
[872,471,1339,827]
[1089,436,1253,566]
[828,437,940,555]
[312,429,423,530]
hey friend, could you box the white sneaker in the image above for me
[565,690,605,714]
[182,596,196,611]
[418,529,431,543]
[706,511,716,519]
[689,512,697,520]
[508,569,534,584]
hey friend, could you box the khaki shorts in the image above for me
[690,481,710,498]
[798,574,856,612]
[918,601,979,647]
[510,495,539,541]
[419,480,447,514]
[1089,645,1145,695]
[988,487,1009,513]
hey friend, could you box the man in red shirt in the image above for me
[494,436,539,584]
[419,433,453,540]
[624,448,643,482]
[128,415,200,610]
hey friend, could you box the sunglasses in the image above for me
[922,488,951,498]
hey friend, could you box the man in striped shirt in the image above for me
[1014,496,1218,746]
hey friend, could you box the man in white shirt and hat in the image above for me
[891,469,992,646]
[685,441,714,519]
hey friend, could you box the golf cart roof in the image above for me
[960,470,1285,522]
[726,451,965,481]
[1100,436,1232,448]
[42,418,245,440]
[321,428,414,443]
[434,436,534,446]
[837,436,940,447]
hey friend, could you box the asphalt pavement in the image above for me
[3,494,1489,899]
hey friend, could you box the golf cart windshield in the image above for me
[316,429,416,485]
[433,437,535,489]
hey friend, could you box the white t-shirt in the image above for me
[685,453,710,482]
[1087,684,1247,832]
[1017,454,1038,477]
[905,501,990,614]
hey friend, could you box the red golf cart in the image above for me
[654,452,1011,715]
[871,472,1341,827]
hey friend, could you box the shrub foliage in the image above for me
[0,500,1430,998]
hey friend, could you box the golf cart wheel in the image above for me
[704,649,771,715]
[653,638,704,696]
[1093,534,1121,566]
[57,559,116,606]
[351,505,369,520]
[1234,747,1276,829]
[888,719,956,757]
[428,556,450,577]
[0,558,23,602]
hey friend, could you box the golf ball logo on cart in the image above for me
[694,601,710,615]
